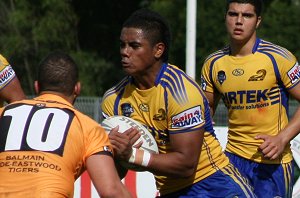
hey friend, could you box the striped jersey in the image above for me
[0,54,17,107]
[101,63,229,195]
[201,38,300,164]
[0,94,113,197]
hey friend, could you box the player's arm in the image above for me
[108,126,141,178]
[86,154,132,198]
[109,123,204,177]
[256,82,300,159]
[145,129,204,177]
[0,76,26,103]
[204,91,221,117]
[200,63,221,117]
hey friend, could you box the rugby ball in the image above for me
[101,115,159,171]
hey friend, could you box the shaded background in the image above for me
[0,0,299,96]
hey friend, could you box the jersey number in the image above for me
[0,104,73,156]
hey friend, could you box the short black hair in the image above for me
[226,0,263,16]
[37,51,78,96]
[122,8,171,62]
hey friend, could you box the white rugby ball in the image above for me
[101,115,159,171]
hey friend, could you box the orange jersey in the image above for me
[0,94,113,197]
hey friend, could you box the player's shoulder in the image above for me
[256,39,296,62]
[203,46,230,65]
[163,64,204,102]
[0,53,10,68]
[164,64,200,87]
[102,76,131,101]
[73,107,101,128]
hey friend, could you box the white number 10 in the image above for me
[1,104,72,156]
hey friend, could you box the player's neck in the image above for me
[230,36,257,57]
[39,91,75,104]
[132,62,163,90]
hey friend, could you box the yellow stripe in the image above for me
[221,163,254,198]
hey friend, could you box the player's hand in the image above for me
[123,127,142,148]
[108,126,141,161]
[255,134,286,160]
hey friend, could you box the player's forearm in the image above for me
[280,106,300,143]
[140,151,199,177]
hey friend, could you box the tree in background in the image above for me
[258,0,300,60]
[0,0,78,95]
[0,0,299,96]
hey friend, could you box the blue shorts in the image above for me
[158,163,256,198]
[225,151,294,198]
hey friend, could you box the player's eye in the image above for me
[227,11,238,17]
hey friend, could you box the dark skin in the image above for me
[109,27,204,177]
[0,77,26,104]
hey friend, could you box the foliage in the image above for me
[0,0,299,97]
[258,0,300,59]
[0,0,78,95]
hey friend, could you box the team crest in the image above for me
[217,70,226,85]
[121,103,134,117]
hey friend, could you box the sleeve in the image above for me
[200,59,215,93]
[84,120,114,160]
[0,54,16,90]
[167,77,208,134]
[278,52,300,89]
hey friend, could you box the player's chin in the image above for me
[122,66,134,74]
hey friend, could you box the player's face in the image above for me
[225,3,261,43]
[120,27,157,77]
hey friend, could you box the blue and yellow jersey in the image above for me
[0,54,16,90]
[0,94,113,197]
[0,54,17,107]
[102,63,229,195]
[201,38,300,164]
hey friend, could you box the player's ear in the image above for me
[256,16,262,29]
[74,81,81,97]
[34,81,40,94]
[154,42,165,59]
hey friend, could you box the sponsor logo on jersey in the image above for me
[171,106,203,128]
[288,62,300,84]
[223,89,268,104]
[248,69,266,81]
[153,108,166,121]
[217,70,226,85]
[0,65,15,87]
[232,68,244,76]
[121,103,134,117]
[139,103,149,112]
[221,89,276,110]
